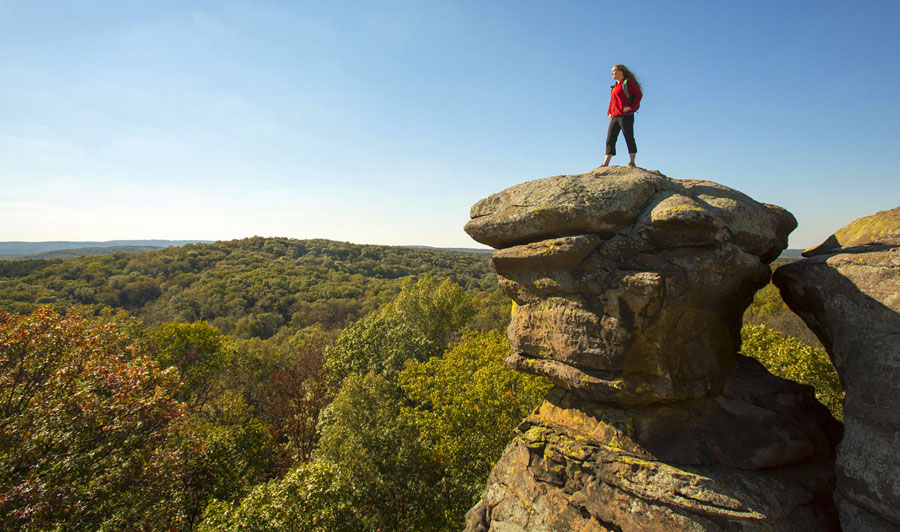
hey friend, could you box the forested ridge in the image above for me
[0,237,498,339]
[0,239,842,531]
[0,245,166,261]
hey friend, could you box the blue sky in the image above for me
[1,0,898,248]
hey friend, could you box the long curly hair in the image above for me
[614,64,642,93]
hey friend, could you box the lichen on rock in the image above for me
[774,205,900,531]
[466,166,795,404]
[463,166,840,532]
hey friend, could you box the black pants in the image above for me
[605,114,637,155]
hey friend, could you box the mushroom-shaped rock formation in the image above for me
[774,206,900,531]
[463,166,841,531]
[465,166,796,404]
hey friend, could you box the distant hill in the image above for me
[407,245,492,254]
[0,237,806,340]
[0,240,211,257]
[0,246,169,261]
[0,237,496,340]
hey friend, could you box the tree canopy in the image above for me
[0,238,495,340]
[0,307,183,530]
[0,238,844,531]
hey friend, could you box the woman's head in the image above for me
[611,64,641,91]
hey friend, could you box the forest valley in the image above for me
[0,237,841,531]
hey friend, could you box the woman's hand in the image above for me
[623,106,632,113]
[608,113,612,119]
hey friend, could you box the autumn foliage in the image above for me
[0,307,184,530]
[0,242,845,531]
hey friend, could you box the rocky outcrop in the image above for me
[773,206,900,531]
[464,166,841,531]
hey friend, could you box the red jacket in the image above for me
[608,79,642,117]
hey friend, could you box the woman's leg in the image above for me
[603,118,621,166]
[621,115,637,166]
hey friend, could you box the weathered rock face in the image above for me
[467,366,839,532]
[466,167,796,404]
[773,206,900,531]
[464,166,841,531]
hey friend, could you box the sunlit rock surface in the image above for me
[466,166,795,404]
[774,206,900,531]
[463,166,840,531]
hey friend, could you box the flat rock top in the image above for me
[803,206,900,256]
[464,166,796,262]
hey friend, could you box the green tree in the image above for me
[197,461,363,532]
[150,320,233,407]
[147,322,283,528]
[315,372,446,531]
[741,323,843,420]
[153,394,276,530]
[313,332,552,532]
[400,330,552,527]
[325,276,475,385]
[743,276,821,348]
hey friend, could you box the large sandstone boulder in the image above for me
[773,206,900,531]
[466,166,796,405]
[463,166,840,531]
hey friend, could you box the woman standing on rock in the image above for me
[601,64,642,168]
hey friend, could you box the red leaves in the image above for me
[0,307,184,530]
